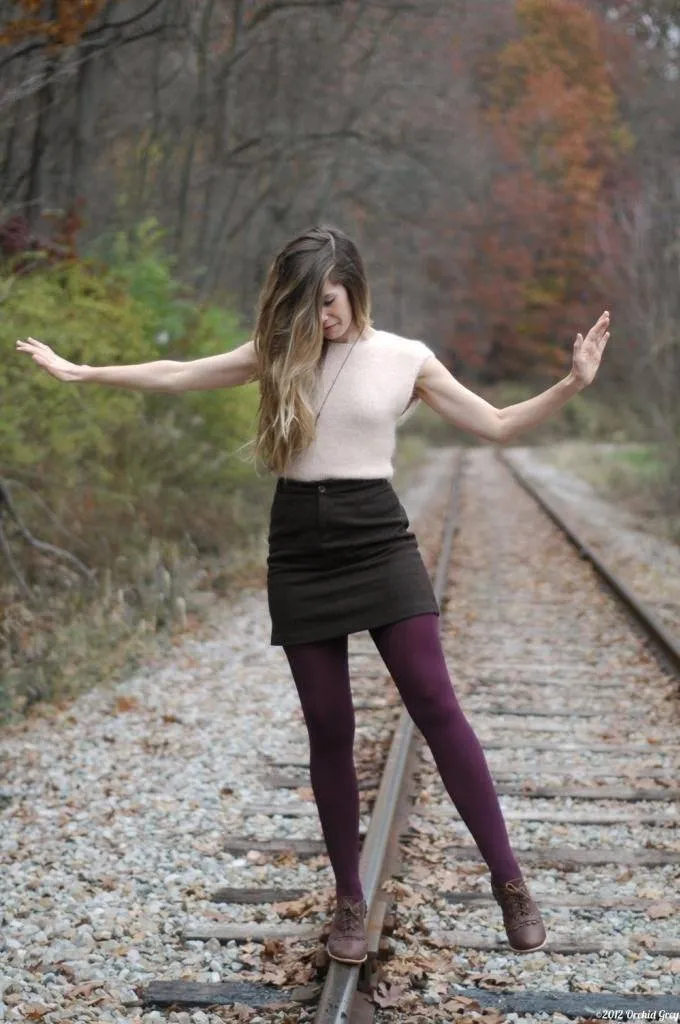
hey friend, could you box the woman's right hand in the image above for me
[16,336,85,383]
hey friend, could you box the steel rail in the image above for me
[497,448,680,672]
[316,443,679,1022]
[313,447,467,1023]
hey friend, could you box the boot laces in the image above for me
[501,881,536,919]
[336,898,365,934]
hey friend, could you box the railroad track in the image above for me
[140,446,680,1023]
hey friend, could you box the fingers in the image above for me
[16,336,47,350]
[16,337,53,363]
[585,311,610,345]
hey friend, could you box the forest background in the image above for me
[1,0,679,720]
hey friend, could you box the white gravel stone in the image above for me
[3,446,677,1020]
[0,450,453,1022]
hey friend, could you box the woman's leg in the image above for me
[283,634,364,904]
[369,612,522,885]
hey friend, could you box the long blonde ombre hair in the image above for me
[243,225,373,478]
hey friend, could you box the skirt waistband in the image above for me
[276,476,390,494]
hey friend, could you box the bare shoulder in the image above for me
[414,353,442,396]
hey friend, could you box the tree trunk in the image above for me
[25,38,58,230]
[174,0,217,269]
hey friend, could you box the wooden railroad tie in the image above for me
[222,835,680,866]
[261,771,680,802]
[179,920,680,959]
[207,885,680,913]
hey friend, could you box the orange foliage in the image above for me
[459,0,632,380]
[0,0,114,48]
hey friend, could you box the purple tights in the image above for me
[283,612,522,904]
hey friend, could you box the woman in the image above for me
[16,224,610,967]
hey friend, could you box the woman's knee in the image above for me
[305,707,355,751]
[405,677,462,732]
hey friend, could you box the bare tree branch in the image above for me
[0,480,96,604]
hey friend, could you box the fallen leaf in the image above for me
[260,967,288,985]
[442,995,483,1012]
[468,971,515,988]
[262,938,286,958]
[648,901,675,919]
[372,980,409,1008]
[53,962,77,982]
[114,695,139,713]
[21,1005,53,1020]
[225,1004,256,1021]
[65,981,105,998]
[575,980,607,992]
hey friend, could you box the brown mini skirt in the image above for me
[266,475,439,646]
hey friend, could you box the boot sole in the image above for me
[327,946,368,965]
[509,935,547,953]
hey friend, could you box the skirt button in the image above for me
[318,484,326,493]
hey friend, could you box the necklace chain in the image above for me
[314,330,364,426]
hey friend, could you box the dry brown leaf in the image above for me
[114,695,139,713]
[21,1005,53,1020]
[271,894,319,919]
[65,981,105,999]
[262,937,287,958]
[260,967,288,985]
[648,901,675,918]
[372,980,409,1008]
[575,979,607,993]
[441,994,483,1012]
[468,971,515,988]
[225,1004,256,1021]
[53,962,77,982]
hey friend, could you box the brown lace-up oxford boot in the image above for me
[326,896,368,964]
[491,876,547,952]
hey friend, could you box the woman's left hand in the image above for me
[570,310,610,389]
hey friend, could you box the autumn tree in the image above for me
[0,0,179,231]
[455,0,632,381]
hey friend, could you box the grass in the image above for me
[534,440,680,543]
[0,419,440,729]
[0,476,274,727]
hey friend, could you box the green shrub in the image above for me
[2,261,153,485]
[1,233,270,724]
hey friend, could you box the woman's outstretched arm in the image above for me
[15,337,258,392]
[415,311,610,444]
